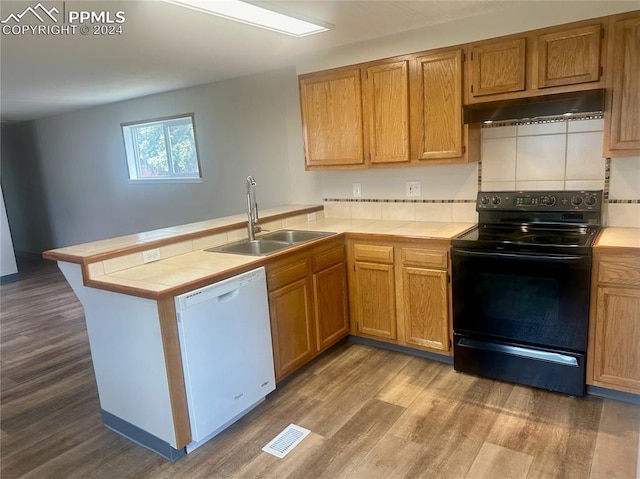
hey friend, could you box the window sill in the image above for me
[127,178,203,184]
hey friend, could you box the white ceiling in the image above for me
[0,0,510,122]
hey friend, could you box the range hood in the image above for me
[463,89,605,124]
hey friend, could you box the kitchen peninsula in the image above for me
[43,204,475,460]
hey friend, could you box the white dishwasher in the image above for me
[174,267,275,452]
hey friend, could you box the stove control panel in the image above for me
[477,190,602,212]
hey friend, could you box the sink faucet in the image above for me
[246,175,261,240]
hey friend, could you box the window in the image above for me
[122,114,202,182]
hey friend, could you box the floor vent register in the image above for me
[262,424,310,459]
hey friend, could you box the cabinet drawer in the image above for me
[312,245,345,273]
[267,259,309,291]
[353,244,393,263]
[400,248,448,269]
[598,257,640,287]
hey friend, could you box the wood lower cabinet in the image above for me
[353,261,396,339]
[312,249,349,351]
[587,251,640,394]
[401,266,449,352]
[604,13,640,157]
[268,261,315,380]
[348,239,452,356]
[267,239,349,381]
[351,243,396,340]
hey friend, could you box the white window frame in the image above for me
[121,113,202,183]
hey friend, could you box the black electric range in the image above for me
[451,190,602,396]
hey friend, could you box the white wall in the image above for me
[2,67,319,252]
[0,185,18,278]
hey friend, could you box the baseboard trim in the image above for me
[587,385,640,405]
[1,272,19,284]
[348,335,453,365]
[101,410,186,462]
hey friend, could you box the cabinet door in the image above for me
[537,24,602,88]
[470,38,526,97]
[353,261,396,339]
[268,279,314,381]
[365,60,410,164]
[313,262,349,351]
[412,50,464,160]
[300,69,364,168]
[607,15,640,154]
[592,286,640,394]
[401,266,450,352]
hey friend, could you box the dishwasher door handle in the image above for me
[216,289,240,303]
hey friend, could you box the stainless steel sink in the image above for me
[259,229,334,243]
[205,230,335,256]
[206,239,291,256]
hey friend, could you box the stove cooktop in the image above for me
[453,190,603,254]
[455,224,600,249]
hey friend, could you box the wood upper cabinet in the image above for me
[299,69,364,168]
[348,240,452,355]
[587,252,640,395]
[300,50,477,169]
[536,24,602,88]
[364,60,410,164]
[466,19,607,104]
[605,13,640,157]
[469,38,526,97]
[411,49,471,162]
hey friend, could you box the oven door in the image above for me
[451,248,591,352]
[451,247,592,395]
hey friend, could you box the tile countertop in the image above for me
[43,204,324,262]
[81,216,476,299]
[595,227,640,249]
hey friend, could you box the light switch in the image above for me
[353,183,362,198]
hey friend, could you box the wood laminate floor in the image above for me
[1,260,639,479]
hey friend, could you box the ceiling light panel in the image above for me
[165,0,330,37]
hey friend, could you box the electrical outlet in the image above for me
[406,181,421,197]
[353,183,362,198]
[142,248,161,263]
[307,212,317,222]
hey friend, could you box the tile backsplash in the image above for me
[481,117,605,192]
[481,116,640,227]
[321,115,639,228]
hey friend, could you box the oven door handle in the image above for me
[452,248,586,263]
[457,338,579,367]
